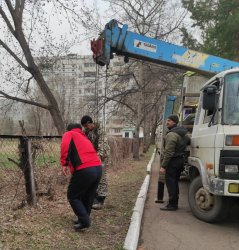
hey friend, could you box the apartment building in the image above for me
[35,54,131,135]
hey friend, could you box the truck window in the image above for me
[223,73,239,125]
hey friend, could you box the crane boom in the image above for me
[91,19,239,75]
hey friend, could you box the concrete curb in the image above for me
[147,149,156,174]
[123,149,156,250]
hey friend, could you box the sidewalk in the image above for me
[137,153,191,250]
[137,152,239,250]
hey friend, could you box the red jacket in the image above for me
[60,128,101,174]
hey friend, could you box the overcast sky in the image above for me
[0,0,194,93]
[67,0,110,55]
[0,0,114,95]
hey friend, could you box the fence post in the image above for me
[19,137,37,207]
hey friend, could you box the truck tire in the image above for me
[188,176,230,223]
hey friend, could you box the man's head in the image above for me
[166,114,179,129]
[81,115,94,131]
[66,123,82,131]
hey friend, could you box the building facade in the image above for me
[34,54,131,135]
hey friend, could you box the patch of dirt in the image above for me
[0,148,154,250]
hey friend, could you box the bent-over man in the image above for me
[60,123,102,230]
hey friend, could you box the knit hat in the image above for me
[167,114,179,124]
[81,115,93,125]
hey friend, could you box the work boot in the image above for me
[160,204,178,211]
[74,222,90,231]
[92,196,105,210]
[92,200,104,210]
[72,217,79,224]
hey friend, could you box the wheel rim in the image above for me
[195,187,214,211]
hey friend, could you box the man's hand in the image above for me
[62,166,69,176]
[159,167,166,174]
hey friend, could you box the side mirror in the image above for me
[202,85,217,110]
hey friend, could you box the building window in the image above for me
[84,63,96,68]
[85,88,95,94]
[85,80,94,85]
[114,128,121,133]
[85,88,90,94]
[125,132,129,138]
[84,72,96,77]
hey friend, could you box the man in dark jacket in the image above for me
[159,115,190,211]
[81,115,110,210]
[60,123,102,230]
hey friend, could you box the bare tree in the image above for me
[98,60,182,159]
[88,0,187,158]
[106,0,186,41]
[0,0,88,135]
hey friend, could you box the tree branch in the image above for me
[5,0,15,17]
[15,0,25,22]
[0,91,51,110]
[104,95,137,114]
[0,6,15,34]
[26,76,34,93]
[0,39,29,71]
[158,10,187,38]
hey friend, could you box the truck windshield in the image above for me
[223,72,239,125]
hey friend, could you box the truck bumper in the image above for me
[209,177,239,197]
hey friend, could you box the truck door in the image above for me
[191,90,218,176]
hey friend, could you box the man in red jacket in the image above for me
[60,123,102,231]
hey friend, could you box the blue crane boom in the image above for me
[91,19,239,75]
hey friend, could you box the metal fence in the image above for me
[0,135,62,213]
[0,135,133,222]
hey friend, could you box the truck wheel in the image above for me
[188,176,230,223]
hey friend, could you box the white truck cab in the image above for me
[188,69,239,222]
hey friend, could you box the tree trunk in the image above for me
[31,66,65,135]
[14,21,65,135]
[133,126,140,160]
[150,122,157,145]
[133,76,144,160]
[19,137,37,206]
[143,122,151,153]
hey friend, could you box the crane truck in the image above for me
[91,19,239,223]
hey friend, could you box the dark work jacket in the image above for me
[161,126,190,169]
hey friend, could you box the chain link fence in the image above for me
[0,135,133,217]
[0,136,62,219]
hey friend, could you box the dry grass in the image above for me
[0,147,155,250]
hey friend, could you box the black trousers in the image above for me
[165,157,184,207]
[67,166,102,225]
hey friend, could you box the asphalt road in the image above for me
[138,154,239,250]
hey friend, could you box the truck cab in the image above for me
[188,69,239,222]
